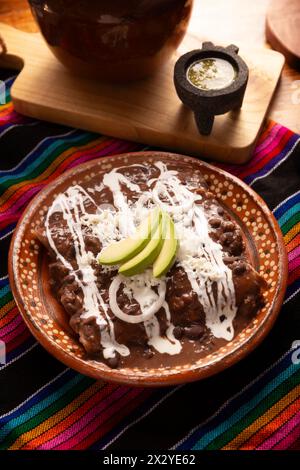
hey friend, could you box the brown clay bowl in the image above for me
[8,152,288,387]
[28,0,194,82]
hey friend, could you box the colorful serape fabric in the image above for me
[0,69,299,450]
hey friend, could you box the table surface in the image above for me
[0,0,299,133]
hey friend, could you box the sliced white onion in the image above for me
[109,275,166,324]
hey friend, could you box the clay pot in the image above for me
[29,0,194,82]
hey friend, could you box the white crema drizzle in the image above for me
[45,162,237,361]
[45,186,129,359]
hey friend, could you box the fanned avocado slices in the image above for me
[98,208,178,278]
[153,212,178,278]
[119,223,163,277]
[98,208,161,266]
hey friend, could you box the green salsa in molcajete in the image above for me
[187,57,237,91]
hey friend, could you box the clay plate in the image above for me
[8,152,288,387]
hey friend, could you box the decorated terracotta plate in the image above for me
[8,152,288,386]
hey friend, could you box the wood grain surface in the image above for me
[0,0,299,134]
[266,0,300,70]
[0,23,284,163]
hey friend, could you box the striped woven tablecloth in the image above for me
[0,69,300,451]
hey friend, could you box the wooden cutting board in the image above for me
[266,0,300,70]
[0,22,284,163]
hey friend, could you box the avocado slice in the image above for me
[119,222,163,277]
[153,212,178,278]
[98,208,161,266]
